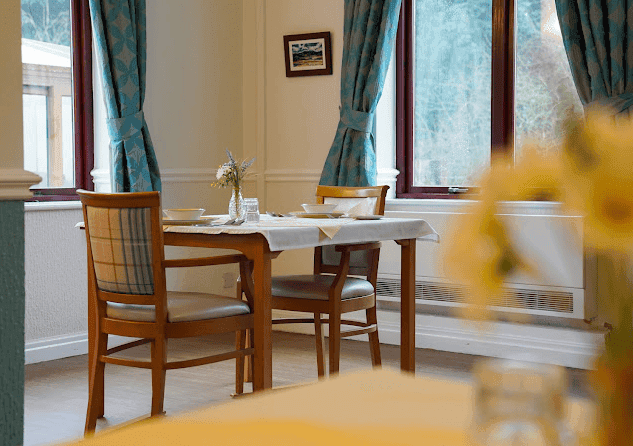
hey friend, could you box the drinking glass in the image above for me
[244,198,260,223]
[471,358,576,446]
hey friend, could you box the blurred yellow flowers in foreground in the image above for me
[443,108,633,321]
[562,109,633,252]
[442,148,565,322]
[442,108,633,445]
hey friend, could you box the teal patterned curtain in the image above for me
[556,0,633,115]
[556,0,633,329]
[319,0,402,186]
[89,0,161,192]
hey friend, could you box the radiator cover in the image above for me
[375,276,588,319]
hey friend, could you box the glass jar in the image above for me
[244,198,260,223]
[471,358,576,446]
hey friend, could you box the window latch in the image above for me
[448,187,469,194]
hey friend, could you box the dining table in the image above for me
[66,367,594,445]
[86,213,438,392]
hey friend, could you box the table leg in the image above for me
[251,243,273,390]
[398,238,416,373]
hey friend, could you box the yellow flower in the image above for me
[442,159,543,323]
[442,148,573,323]
[511,144,567,202]
[561,109,633,252]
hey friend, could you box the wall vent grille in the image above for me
[375,278,573,314]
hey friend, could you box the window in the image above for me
[21,0,93,200]
[395,0,582,198]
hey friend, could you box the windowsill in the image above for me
[25,201,81,212]
[386,198,567,216]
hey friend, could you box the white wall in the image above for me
[146,0,243,211]
[25,205,86,342]
[243,0,344,276]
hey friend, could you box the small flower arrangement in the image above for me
[213,149,255,219]
[213,149,255,189]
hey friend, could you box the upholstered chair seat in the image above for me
[107,292,251,323]
[271,275,375,301]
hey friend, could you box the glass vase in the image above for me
[228,186,244,220]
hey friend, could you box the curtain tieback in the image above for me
[590,93,633,115]
[340,104,374,133]
[107,110,145,144]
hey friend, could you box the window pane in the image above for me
[61,95,74,187]
[413,0,492,187]
[515,0,582,159]
[23,94,49,187]
[21,0,73,189]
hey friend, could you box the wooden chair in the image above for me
[239,185,389,379]
[79,190,254,434]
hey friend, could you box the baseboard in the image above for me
[272,309,604,370]
[25,334,130,365]
[26,311,604,370]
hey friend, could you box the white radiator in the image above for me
[375,275,591,320]
[379,204,596,322]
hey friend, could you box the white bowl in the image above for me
[301,203,337,214]
[163,208,205,221]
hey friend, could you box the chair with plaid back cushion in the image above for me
[79,191,255,434]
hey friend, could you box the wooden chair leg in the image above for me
[314,313,326,377]
[85,330,107,434]
[96,333,107,418]
[244,328,253,383]
[237,279,253,384]
[366,307,382,367]
[150,338,167,416]
[329,307,341,376]
[247,328,255,383]
[235,330,246,395]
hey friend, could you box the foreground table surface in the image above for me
[66,368,595,445]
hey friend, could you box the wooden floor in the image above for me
[24,331,592,446]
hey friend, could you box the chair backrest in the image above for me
[314,186,389,278]
[316,185,388,215]
[78,190,167,313]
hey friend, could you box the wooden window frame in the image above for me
[27,0,94,202]
[395,0,514,199]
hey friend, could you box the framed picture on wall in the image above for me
[283,32,333,77]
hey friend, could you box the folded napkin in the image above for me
[247,215,353,240]
[316,219,351,239]
[328,198,374,217]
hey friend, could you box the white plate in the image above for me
[163,208,205,220]
[353,215,382,220]
[162,216,218,226]
[289,211,345,219]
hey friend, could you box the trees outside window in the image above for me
[396,0,582,198]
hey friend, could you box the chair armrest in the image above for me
[163,254,246,268]
[335,242,381,253]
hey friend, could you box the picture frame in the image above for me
[283,32,333,77]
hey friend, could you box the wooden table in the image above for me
[87,216,437,392]
[67,368,594,445]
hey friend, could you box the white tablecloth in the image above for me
[163,215,439,252]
